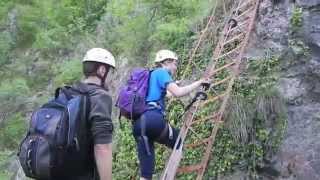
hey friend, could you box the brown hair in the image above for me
[83,61,109,78]
[154,59,175,68]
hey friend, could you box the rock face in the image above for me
[247,0,320,179]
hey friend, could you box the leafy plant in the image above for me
[53,59,82,87]
[112,122,139,180]
[0,78,30,104]
[0,32,14,67]
[224,55,287,178]
[290,6,303,30]
[0,113,27,150]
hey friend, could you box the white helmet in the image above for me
[155,49,178,63]
[83,48,116,68]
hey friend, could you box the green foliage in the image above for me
[0,79,29,151]
[225,55,287,178]
[170,54,286,179]
[0,0,107,50]
[113,13,153,58]
[0,150,11,168]
[113,122,139,180]
[0,113,27,150]
[33,25,70,50]
[103,0,212,61]
[148,0,206,50]
[289,6,310,57]
[151,19,190,49]
[0,31,13,66]
[0,78,30,103]
[288,39,310,57]
[15,3,41,48]
[290,6,303,30]
[234,55,281,101]
[225,96,253,143]
[0,171,10,180]
[53,59,82,87]
[205,129,245,179]
[0,1,12,19]
[62,0,108,31]
[20,57,56,90]
[0,150,15,179]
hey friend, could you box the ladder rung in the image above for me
[177,164,203,174]
[188,127,204,141]
[195,125,222,179]
[217,46,241,60]
[238,0,254,12]
[234,7,253,21]
[238,18,251,27]
[192,113,219,125]
[185,138,210,148]
[211,61,236,75]
[212,76,232,86]
[223,33,245,46]
[201,92,226,107]
[227,19,250,35]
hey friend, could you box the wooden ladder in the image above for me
[160,0,260,179]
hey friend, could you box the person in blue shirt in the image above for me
[132,49,210,180]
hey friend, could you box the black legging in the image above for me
[132,109,180,179]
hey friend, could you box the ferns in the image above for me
[226,95,253,143]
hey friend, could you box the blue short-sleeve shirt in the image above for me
[146,68,173,108]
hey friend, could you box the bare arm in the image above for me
[166,90,173,98]
[167,79,203,97]
[94,143,112,180]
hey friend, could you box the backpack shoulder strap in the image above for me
[61,85,93,121]
[54,86,82,99]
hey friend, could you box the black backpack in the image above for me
[18,86,93,179]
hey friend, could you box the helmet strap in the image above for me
[100,72,108,88]
[97,65,109,89]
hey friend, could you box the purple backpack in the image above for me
[116,68,150,120]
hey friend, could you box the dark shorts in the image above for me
[132,109,180,179]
